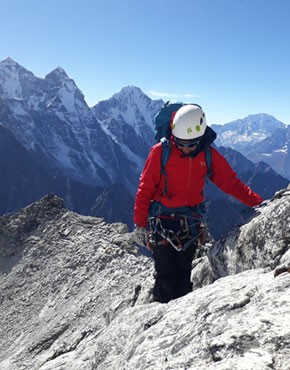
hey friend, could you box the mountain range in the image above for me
[0,58,158,190]
[212,115,290,180]
[0,57,289,239]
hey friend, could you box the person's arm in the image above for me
[134,145,162,227]
[209,147,263,207]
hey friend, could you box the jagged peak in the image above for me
[44,66,69,81]
[111,85,148,100]
[120,85,144,94]
[0,57,20,66]
[91,86,148,108]
[0,57,31,73]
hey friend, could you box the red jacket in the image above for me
[134,140,263,227]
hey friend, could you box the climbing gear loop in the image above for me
[148,212,204,252]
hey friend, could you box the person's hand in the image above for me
[133,226,148,247]
[199,229,208,245]
[253,200,268,211]
[198,223,208,245]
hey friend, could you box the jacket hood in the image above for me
[200,126,217,146]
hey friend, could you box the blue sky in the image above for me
[1,0,290,125]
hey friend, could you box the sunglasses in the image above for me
[174,137,200,148]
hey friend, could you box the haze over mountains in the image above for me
[0,57,289,239]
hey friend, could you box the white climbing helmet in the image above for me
[172,104,207,140]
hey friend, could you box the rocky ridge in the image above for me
[0,190,290,369]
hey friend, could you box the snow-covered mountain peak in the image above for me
[89,86,163,172]
[0,58,78,101]
[92,86,162,132]
[44,66,70,84]
[112,85,149,102]
[220,113,285,131]
[0,57,36,99]
[235,113,285,129]
[43,67,82,99]
[212,113,286,148]
[212,113,290,180]
[0,58,146,189]
[0,57,21,68]
[0,57,34,77]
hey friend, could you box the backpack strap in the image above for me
[160,137,171,170]
[159,141,213,195]
[160,138,171,195]
[204,146,213,178]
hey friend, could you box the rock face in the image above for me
[191,187,290,289]
[0,194,154,369]
[0,195,290,369]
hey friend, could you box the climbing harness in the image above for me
[148,211,206,252]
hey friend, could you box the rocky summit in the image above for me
[0,190,290,370]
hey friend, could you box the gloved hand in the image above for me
[132,225,148,247]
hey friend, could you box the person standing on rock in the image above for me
[133,104,263,303]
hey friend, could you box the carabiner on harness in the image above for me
[148,214,195,252]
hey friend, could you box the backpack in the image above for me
[153,101,213,189]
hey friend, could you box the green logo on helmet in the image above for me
[187,127,192,134]
[196,125,200,132]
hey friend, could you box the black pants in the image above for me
[152,241,197,303]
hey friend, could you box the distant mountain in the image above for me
[0,58,160,229]
[0,122,135,225]
[0,58,151,191]
[0,122,55,213]
[212,114,290,179]
[218,146,289,199]
[91,86,163,174]
[246,126,290,180]
[212,114,286,150]
[0,58,288,239]
[92,86,162,158]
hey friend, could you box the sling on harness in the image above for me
[148,212,206,252]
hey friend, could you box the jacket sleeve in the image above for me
[209,147,264,207]
[134,145,162,228]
